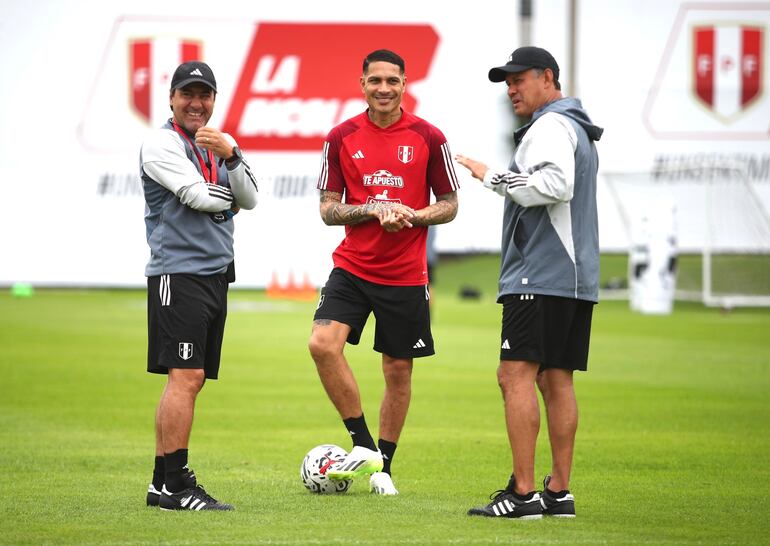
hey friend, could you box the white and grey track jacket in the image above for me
[483,97,603,302]
[140,119,258,277]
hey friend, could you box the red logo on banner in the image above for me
[130,39,201,123]
[222,23,439,151]
[693,25,762,117]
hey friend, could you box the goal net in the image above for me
[604,166,770,308]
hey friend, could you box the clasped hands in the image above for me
[375,203,417,233]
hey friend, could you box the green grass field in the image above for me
[1,255,769,544]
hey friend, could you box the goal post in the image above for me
[604,166,770,308]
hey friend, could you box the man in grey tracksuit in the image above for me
[140,61,258,512]
[457,46,602,519]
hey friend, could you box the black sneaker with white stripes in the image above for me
[146,483,162,507]
[159,484,234,511]
[540,475,576,517]
[147,466,196,507]
[467,477,543,519]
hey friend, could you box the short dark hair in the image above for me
[362,49,405,74]
[532,67,561,90]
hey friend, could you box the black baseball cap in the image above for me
[170,61,217,92]
[488,46,560,83]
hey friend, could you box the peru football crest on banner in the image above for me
[643,4,770,139]
[129,38,202,124]
[693,24,763,120]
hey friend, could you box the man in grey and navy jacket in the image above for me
[139,61,258,512]
[457,46,602,520]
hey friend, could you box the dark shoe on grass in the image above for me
[159,484,233,511]
[540,475,576,518]
[468,476,542,519]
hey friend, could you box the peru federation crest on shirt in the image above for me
[397,145,414,164]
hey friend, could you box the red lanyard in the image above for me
[171,121,218,184]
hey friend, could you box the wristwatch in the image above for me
[226,146,243,165]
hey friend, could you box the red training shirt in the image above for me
[317,109,459,286]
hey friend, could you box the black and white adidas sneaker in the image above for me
[147,466,196,507]
[467,477,543,519]
[159,484,234,511]
[540,475,576,517]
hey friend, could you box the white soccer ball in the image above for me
[300,444,352,494]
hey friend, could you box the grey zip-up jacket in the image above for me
[482,97,603,302]
[140,119,259,277]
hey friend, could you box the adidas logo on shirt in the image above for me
[413,339,426,349]
[501,339,511,350]
[352,150,365,159]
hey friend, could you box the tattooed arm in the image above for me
[319,190,416,228]
[319,190,379,225]
[411,192,458,226]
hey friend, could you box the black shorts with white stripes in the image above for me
[147,273,228,379]
[314,268,434,359]
[499,293,594,371]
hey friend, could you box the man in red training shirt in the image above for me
[309,49,459,496]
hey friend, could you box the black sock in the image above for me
[343,415,376,450]
[546,486,570,496]
[152,455,165,490]
[164,448,190,493]
[377,439,397,475]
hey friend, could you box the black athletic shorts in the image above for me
[147,273,229,379]
[499,293,594,371]
[314,268,434,359]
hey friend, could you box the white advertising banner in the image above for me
[0,0,516,287]
[2,0,769,287]
[531,0,770,252]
